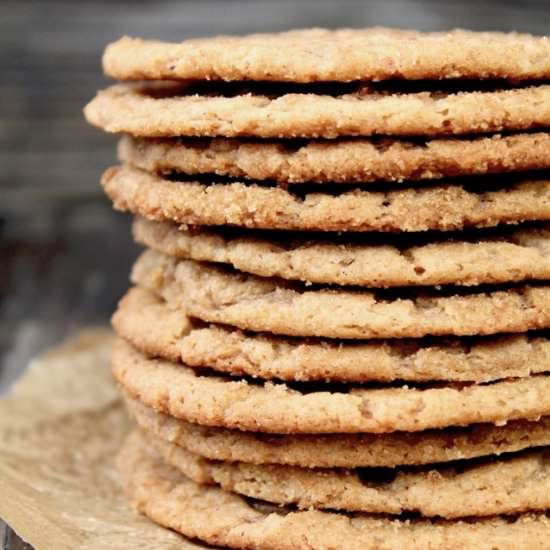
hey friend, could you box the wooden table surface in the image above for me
[1,0,548,546]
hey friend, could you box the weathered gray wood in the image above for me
[1,526,32,550]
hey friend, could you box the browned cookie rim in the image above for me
[119,432,550,550]
[126,395,550,468]
[147,430,550,519]
[120,133,550,184]
[133,250,550,339]
[113,340,550,434]
[103,165,550,233]
[85,82,550,138]
[104,29,550,83]
[134,217,550,288]
[114,286,550,383]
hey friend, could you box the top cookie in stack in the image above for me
[85,28,550,550]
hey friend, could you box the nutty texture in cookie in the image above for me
[113,340,550,434]
[85,82,550,138]
[103,166,550,233]
[126,395,550,468]
[132,250,550,339]
[120,133,550,184]
[146,430,550,519]
[114,286,550,383]
[133,217,550,287]
[119,431,550,550]
[104,29,550,82]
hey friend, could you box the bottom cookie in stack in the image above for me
[112,333,550,549]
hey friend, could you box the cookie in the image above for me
[132,250,550,339]
[104,29,550,83]
[114,287,550,383]
[102,165,550,232]
[126,395,550,468]
[146,430,550,518]
[134,217,550,287]
[113,340,550,434]
[85,82,550,138]
[120,133,550,184]
[119,432,550,550]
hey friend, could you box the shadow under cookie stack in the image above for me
[85,29,550,549]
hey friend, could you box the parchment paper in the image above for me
[0,329,210,550]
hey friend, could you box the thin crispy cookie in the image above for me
[119,432,550,550]
[126,396,550,468]
[134,217,550,287]
[114,287,550,383]
[147,431,550,519]
[103,165,550,233]
[113,340,550,434]
[120,133,550,184]
[104,29,550,82]
[85,82,550,138]
[132,250,550,339]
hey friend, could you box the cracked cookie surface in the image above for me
[102,165,550,233]
[132,250,550,339]
[85,82,550,138]
[145,430,550,518]
[134,217,550,287]
[119,431,550,550]
[120,133,550,184]
[104,29,550,83]
[114,287,550,383]
[113,340,550,434]
[126,396,550,468]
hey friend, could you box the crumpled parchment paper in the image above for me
[0,329,209,550]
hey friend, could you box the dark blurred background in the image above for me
[0,0,549,546]
[2,0,550,394]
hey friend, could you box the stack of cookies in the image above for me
[85,29,550,549]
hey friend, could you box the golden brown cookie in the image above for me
[134,217,550,287]
[85,81,550,138]
[114,287,550,383]
[132,250,550,339]
[120,133,550,184]
[146,430,550,518]
[104,29,550,83]
[113,340,550,434]
[126,396,550,468]
[119,431,550,550]
[102,165,550,233]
